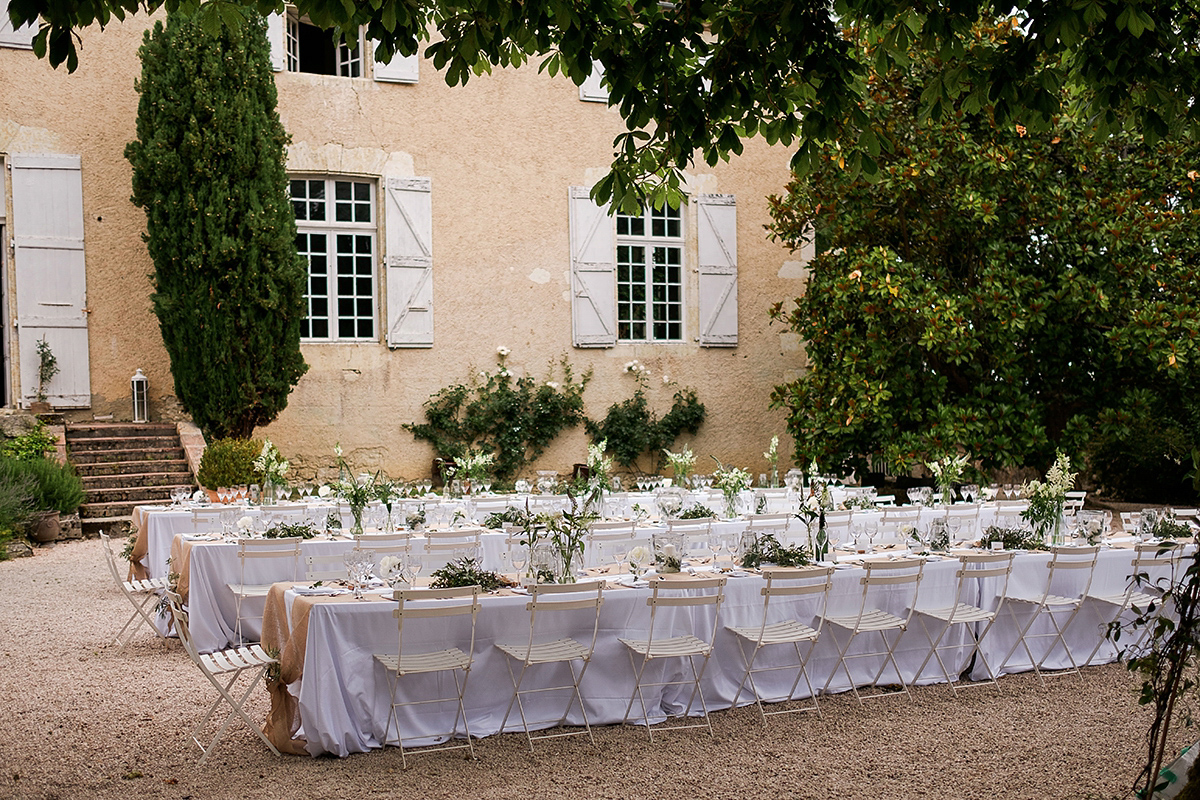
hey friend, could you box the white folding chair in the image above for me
[821,559,925,704]
[354,531,414,556]
[943,503,982,543]
[495,582,605,749]
[163,590,281,764]
[747,513,793,534]
[666,519,714,563]
[417,528,484,570]
[584,523,636,569]
[100,531,169,648]
[227,537,302,644]
[726,566,833,721]
[999,545,1099,685]
[872,494,896,507]
[1064,491,1087,516]
[619,576,726,741]
[911,551,1015,692]
[374,585,482,768]
[304,552,347,582]
[190,507,225,534]
[1083,541,1184,666]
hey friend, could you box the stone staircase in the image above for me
[66,422,195,537]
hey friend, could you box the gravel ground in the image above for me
[0,539,1183,800]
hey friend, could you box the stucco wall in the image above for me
[0,14,812,481]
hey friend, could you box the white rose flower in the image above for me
[237,515,253,530]
[317,484,332,498]
[662,375,670,383]
[379,555,401,575]
[628,545,652,565]
[545,381,560,390]
[497,345,510,356]
[334,443,343,458]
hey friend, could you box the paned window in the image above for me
[615,204,683,342]
[285,8,361,76]
[291,177,376,340]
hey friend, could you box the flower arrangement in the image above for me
[587,440,614,489]
[1021,451,1076,544]
[763,435,780,487]
[926,453,969,503]
[325,443,375,535]
[712,457,752,519]
[663,445,696,483]
[627,544,653,575]
[253,439,289,484]
[454,448,497,486]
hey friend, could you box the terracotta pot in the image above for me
[30,511,61,544]
[28,401,52,414]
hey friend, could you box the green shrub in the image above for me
[1088,421,1196,504]
[10,457,85,514]
[1,421,58,461]
[196,438,262,490]
[0,458,35,558]
[585,388,706,471]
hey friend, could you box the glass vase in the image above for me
[350,505,365,536]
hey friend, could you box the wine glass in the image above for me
[708,534,724,567]
[724,534,740,568]
[510,544,528,579]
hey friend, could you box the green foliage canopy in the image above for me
[585,388,706,471]
[768,22,1200,481]
[14,0,1200,212]
[125,11,308,441]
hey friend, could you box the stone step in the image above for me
[70,447,186,465]
[79,499,157,519]
[81,516,133,538]
[83,484,192,505]
[73,459,192,478]
[79,471,193,490]
[66,422,177,440]
[67,435,182,453]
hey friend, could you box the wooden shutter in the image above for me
[696,193,738,347]
[579,66,608,102]
[569,186,616,347]
[384,176,433,348]
[9,154,92,407]
[0,0,35,48]
[266,12,286,71]
[374,51,419,83]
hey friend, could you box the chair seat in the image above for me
[825,608,906,632]
[200,644,277,675]
[376,647,471,676]
[227,583,273,598]
[1009,593,1081,608]
[496,637,591,665]
[1088,590,1158,609]
[125,577,169,593]
[914,603,993,624]
[619,634,712,659]
[727,619,818,646]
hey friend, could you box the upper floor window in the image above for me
[291,177,376,341]
[616,203,683,342]
[285,8,361,77]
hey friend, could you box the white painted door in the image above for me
[9,153,92,407]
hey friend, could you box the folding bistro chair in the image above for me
[1064,491,1087,516]
[163,590,281,764]
[726,566,834,722]
[584,522,636,569]
[943,503,982,543]
[821,559,925,704]
[1082,541,1185,666]
[619,576,727,741]
[227,537,302,644]
[666,519,715,564]
[910,551,1016,692]
[354,531,414,556]
[304,552,347,582]
[374,585,482,768]
[100,531,169,648]
[495,582,605,749]
[998,545,1100,685]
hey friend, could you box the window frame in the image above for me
[290,175,379,343]
[284,6,363,78]
[614,202,686,344]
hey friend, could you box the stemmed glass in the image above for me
[344,550,375,600]
[509,544,528,581]
[724,534,741,569]
[708,534,724,568]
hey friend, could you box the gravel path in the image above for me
[0,540,1180,800]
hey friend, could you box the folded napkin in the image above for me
[611,576,649,589]
[293,586,351,596]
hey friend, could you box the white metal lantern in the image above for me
[131,368,149,423]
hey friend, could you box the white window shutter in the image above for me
[579,66,608,103]
[266,11,286,71]
[569,186,617,347]
[384,176,433,348]
[9,153,92,407]
[0,0,36,48]
[374,51,419,83]
[696,193,738,347]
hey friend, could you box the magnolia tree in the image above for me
[768,22,1200,492]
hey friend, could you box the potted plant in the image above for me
[196,438,262,501]
[30,337,59,413]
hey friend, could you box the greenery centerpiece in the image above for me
[713,457,752,519]
[252,438,289,504]
[452,449,496,495]
[763,435,780,488]
[328,443,374,536]
[1021,451,1076,546]
[543,489,598,583]
[740,532,812,569]
[583,440,613,514]
[926,453,968,505]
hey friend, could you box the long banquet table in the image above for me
[258,545,1148,758]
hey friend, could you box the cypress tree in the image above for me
[125,11,307,441]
